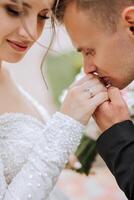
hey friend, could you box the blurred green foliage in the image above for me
[44,51,82,107]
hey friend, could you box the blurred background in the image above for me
[5,21,133,200]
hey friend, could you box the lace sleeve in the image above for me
[2,112,84,200]
[0,159,8,199]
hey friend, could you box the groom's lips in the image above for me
[93,72,111,87]
[100,77,111,87]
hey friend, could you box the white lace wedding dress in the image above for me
[0,86,84,200]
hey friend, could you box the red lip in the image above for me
[7,39,29,52]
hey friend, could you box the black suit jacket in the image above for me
[97,120,134,200]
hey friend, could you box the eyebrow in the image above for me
[10,0,31,9]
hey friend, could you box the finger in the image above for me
[89,92,108,111]
[79,78,104,91]
[78,80,107,98]
[87,84,107,98]
[69,74,94,88]
[82,84,107,99]
[108,87,125,105]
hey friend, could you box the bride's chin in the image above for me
[3,56,24,64]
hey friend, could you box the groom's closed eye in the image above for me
[77,48,95,57]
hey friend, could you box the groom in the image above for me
[54,0,134,199]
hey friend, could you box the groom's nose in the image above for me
[83,57,96,74]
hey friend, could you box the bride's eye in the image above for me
[38,10,50,21]
[5,5,23,17]
[38,14,50,20]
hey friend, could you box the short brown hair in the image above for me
[53,0,134,29]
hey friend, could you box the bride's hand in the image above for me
[60,74,108,125]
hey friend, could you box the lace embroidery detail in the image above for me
[0,112,84,200]
[0,86,84,200]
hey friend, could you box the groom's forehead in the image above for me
[64,3,104,33]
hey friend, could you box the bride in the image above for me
[0,0,108,199]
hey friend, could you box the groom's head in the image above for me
[54,0,134,89]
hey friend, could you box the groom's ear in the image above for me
[121,6,134,37]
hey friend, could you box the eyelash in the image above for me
[38,15,50,20]
[5,6,23,17]
[5,6,50,20]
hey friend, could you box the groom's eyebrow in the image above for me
[10,0,31,9]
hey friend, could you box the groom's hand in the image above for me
[93,87,130,133]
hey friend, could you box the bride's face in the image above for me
[0,0,53,63]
